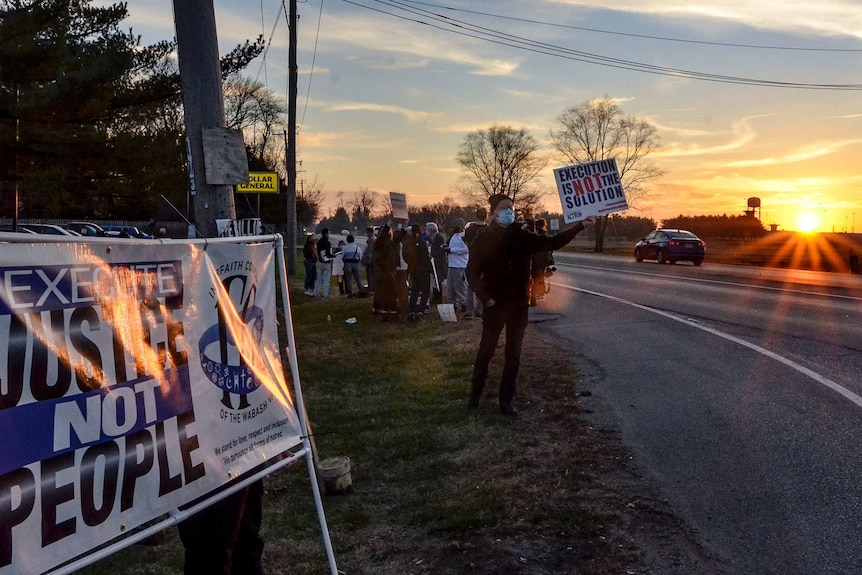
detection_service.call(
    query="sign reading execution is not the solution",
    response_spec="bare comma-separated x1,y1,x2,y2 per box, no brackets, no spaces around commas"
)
554,158,628,223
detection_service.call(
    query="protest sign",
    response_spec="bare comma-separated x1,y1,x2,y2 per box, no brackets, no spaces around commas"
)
554,158,628,223
390,192,408,220
0,235,333,574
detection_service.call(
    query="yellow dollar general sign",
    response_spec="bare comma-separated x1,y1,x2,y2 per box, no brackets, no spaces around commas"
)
237,172,279,193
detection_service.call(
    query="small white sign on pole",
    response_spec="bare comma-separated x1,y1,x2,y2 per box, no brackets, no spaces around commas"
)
554,158,628,223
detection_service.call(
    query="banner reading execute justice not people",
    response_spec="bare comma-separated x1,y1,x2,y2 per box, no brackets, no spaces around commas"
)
554,158,628,223
0,238,303,574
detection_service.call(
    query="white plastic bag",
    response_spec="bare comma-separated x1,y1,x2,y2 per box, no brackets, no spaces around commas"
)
437,303,457,322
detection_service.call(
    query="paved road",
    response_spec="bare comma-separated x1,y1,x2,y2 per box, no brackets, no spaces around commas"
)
533,252,862,574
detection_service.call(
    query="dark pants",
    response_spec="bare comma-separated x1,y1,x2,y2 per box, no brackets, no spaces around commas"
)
303,259,316,291
364,264,377,293
178,480,265,575
408,267,431,314
470,301,529,405
344,261,364,293
396,269,409,315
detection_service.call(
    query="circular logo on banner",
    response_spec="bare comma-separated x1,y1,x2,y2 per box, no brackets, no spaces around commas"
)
198,268,265,412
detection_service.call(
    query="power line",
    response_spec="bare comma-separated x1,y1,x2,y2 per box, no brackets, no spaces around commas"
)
338,0,862,90
299,0,324,130
397,0,862,53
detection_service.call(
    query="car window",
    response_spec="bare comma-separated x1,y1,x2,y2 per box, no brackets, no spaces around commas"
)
645,231,657,240
669,231,698,240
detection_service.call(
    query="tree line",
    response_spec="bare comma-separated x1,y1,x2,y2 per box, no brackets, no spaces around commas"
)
661,214,767,240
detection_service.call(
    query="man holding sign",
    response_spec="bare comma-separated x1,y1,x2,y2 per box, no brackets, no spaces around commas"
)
466,193,594,417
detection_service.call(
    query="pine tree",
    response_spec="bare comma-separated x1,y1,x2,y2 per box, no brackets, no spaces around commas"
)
0,0,263,220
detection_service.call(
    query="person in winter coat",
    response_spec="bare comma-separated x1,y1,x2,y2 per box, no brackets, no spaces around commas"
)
302,234,317,296
404,223,432,320
340,234,366,296
372,225,400,319
314,228,337,298
466,194,593,417
427,222,447,302
446,218,470,314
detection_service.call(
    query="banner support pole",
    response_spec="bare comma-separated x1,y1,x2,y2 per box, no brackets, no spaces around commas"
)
274,235,338,575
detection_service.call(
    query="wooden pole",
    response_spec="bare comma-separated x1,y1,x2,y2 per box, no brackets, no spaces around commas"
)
172,0,236,237
285,0,298,274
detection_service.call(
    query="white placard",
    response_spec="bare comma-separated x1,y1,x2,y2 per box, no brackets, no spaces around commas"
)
554,158,628,223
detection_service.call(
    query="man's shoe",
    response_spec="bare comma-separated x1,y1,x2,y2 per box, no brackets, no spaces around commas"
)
500,403,519,417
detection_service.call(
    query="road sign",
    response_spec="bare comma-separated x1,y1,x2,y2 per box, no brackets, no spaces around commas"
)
236,172,280,194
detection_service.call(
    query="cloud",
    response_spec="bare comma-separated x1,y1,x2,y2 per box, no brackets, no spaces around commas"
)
655,116,760,158
299,129,407,151
547,1,862,39
316,12,523,76
724,138,862,167
326,101,443,123
432,119,548,135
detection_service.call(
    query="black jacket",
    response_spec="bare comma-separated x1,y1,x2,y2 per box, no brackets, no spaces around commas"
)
466,221,585,306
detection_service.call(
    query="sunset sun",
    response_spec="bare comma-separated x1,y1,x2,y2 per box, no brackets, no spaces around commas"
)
797,213,819,233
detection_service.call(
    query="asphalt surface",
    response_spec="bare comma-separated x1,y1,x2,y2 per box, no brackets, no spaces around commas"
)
531,252,862,575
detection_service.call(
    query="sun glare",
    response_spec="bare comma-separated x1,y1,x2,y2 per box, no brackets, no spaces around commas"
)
797,213,819,233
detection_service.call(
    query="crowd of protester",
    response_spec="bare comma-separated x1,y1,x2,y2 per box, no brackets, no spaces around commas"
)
301,209,558,321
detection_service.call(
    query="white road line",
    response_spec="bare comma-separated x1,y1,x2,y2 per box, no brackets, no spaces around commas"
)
556,262,862,302
556,283,862,410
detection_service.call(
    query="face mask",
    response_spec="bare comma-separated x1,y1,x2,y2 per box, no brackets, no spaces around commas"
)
495,208,515,225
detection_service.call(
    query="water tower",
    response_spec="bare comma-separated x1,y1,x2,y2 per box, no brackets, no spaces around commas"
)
745,197,761,219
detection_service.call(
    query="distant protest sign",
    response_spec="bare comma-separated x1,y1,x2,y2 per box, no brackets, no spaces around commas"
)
554,158,628,223
390,192,408,220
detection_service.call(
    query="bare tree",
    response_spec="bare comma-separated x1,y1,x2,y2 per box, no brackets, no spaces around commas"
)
296,174,324,229
348,187,380,226
456,125,548,208
550,97,663,251
424,196,460,229
223,75,286,161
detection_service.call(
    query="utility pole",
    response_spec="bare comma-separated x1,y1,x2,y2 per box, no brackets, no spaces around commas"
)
285,0,298,274
172,0,236,237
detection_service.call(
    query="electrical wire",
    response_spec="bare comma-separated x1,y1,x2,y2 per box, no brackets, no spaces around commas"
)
260,0,269,87
253,4,286,86
397,0,862,53
338,0,862,90
299,0,324,131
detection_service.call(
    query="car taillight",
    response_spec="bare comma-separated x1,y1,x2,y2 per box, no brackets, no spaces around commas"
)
668,240,680,246
698,241,705,247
